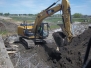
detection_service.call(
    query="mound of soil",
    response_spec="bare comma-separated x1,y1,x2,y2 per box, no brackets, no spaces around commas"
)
0,21,6,32
51,27,91,68
0,20,17,33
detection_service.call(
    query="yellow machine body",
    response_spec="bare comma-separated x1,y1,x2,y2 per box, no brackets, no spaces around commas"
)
17,25,35,38
17,23,49,40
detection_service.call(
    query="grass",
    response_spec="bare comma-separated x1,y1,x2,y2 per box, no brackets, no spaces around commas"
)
44,17,62,23
11,16,63,23
10,16,91,23
0,31,8,35
72,18,84,22
50,25,60,30
10,16,35,23
72,18,91,23
11,16,91,27
10,16,91,30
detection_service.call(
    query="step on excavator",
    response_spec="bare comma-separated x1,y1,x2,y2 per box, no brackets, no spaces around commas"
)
17,0,73,49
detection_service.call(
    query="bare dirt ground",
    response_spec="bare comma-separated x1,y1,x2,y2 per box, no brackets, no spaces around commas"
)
0,19,91,68
0,16,12,20
0,20,17,34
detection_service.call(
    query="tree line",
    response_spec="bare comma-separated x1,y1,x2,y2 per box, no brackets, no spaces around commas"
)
0,12,88,18
0,13,36,16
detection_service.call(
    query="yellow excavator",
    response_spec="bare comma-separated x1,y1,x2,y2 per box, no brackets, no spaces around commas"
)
17,0,73,49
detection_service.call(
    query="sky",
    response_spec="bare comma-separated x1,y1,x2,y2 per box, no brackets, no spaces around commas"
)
0,0,91,15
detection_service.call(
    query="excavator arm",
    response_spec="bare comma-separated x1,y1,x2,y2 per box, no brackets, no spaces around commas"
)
32,0,73,42
61,0,73,42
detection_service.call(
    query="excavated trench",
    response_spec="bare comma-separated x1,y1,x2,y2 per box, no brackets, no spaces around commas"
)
1,19,91,68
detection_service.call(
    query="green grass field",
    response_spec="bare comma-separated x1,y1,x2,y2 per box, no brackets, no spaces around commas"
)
10,16,91,30
0,31,8,35
10,16,35,23
44,17,62,23
11,16,91,23
11,16,91,29
72,18,91,23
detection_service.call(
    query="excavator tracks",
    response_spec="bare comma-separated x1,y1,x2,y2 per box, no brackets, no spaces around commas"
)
19,37,47,49
19,37,35,49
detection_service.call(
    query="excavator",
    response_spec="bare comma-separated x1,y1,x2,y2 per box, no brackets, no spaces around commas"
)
17,0,73,49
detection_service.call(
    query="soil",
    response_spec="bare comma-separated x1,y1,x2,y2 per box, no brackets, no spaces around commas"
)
1,19,91,68
0,20,17,33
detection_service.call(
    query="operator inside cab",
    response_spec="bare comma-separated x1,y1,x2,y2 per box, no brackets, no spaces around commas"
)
38,27,48,38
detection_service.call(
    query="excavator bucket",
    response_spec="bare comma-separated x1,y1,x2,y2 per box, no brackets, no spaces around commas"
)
52,32,64,47
52,31,68,51
52,24,68,51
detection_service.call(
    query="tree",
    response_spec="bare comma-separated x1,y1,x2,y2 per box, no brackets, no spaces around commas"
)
28,14,34,16
23,14,27,16
4,13,10,16
73,13,82,18
0,13,3,16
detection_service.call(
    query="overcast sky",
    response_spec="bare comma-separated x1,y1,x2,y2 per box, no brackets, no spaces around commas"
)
0,0,91,15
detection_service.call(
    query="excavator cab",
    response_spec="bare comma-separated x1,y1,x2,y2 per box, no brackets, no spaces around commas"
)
18,22,49,39
36,23,49,39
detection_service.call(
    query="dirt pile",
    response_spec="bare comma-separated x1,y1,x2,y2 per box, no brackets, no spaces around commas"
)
0,21,6,32
51,26,91,68
0,20,17,33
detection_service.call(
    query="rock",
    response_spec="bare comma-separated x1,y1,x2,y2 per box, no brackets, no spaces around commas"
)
4,35,19,44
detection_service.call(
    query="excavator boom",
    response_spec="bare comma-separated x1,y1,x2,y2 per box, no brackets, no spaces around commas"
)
32,0,73,42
